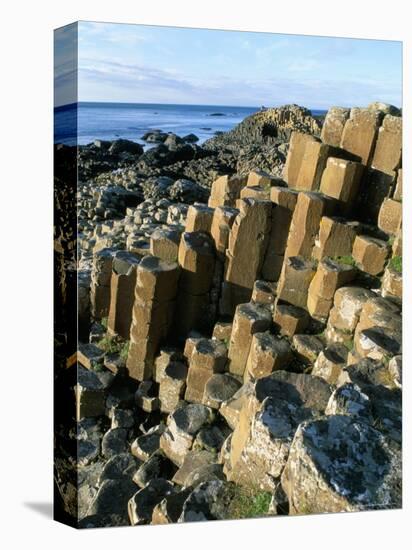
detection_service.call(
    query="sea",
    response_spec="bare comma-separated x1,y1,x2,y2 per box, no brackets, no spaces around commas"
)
54,102,327,146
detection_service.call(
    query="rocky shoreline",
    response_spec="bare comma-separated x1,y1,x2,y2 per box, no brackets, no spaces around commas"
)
54,102,402,527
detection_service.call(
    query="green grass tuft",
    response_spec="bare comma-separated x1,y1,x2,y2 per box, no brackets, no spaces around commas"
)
331,255,357,268
389,256,402,274
226,485,272,520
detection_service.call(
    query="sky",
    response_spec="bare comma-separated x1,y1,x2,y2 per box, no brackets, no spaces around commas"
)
55,21,402,109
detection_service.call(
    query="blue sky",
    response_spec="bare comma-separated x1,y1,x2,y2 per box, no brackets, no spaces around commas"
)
55,21,402,109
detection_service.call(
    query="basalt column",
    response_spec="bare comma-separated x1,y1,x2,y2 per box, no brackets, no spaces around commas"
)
126,255,180,381
107,251,141,339
173,232,216,339
90,248,115,320
220,198,272,316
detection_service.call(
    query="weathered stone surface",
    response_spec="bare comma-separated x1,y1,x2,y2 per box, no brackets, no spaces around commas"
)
90,248,115,320
393,169,402,201
228,302,272,377
355,327,401,361
240,185,270,201
337,357,397,390
277,256,317,309
131,425,165,462
172,449,216,486
251,280,276,304
340,107,382,165
128,478,176,525
284,192,328,259
107,251,141,339
319,157,364,209
372,114,402,175
312,344,348,384
160,403,215,466
307,258,356,320
273,303,309,337
78,343,105,371
352,235,390,275
151,488,192,524
110,408,134,429
185,338,228,403
292,334,325,364
382,266,402,302
193,425,227,453
149,227,181,262
325,383,371,418
282,415,401,514
247,169,282,188
101,428,128,459
135,380,160,413
202,373,242,409
153,348,184,383
355,296,401,337
262,188,298,281
178,480,235,522
219,383,254,430
127,255,180,381
245,332,292,381
226,371,332,491
87,477,137,525
321,107,350,146
212,321,232,342
75,365,106,421
185,204,215,233
174,232,215,336
296,141,343,191
159,362,188,413
313,216,359,260
133,450,176,488
210,206,238,256
327,286,375,333
378,198,402,235
208,174,247,208
222,199,272,313
357,168,396,224
282,132,317,187
389,356,402,388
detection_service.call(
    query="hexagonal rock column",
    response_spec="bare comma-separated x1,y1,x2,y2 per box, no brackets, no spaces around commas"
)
378,198,402,236
312,216,360,261
273,303,310,337
320,107,350,147
208,174,247,208
126,255,180,381
371,114,402,175
393,169,402,201
246,170,283,188
159,362,188,413
307,258,356,320
202,373,242,409
276,256,317,309
382,266,402,302
107,251,141,339
244,332,292,381
227,302,272,377
75,365,106,421
282,131,318,187
326,286,375,343
149,227,181,262
319,157,364,212
173,232,216,338
356,168,396,225
261,187,298,281
281,415,401,514
240,185,270,201
221,198,272,315
352,235,390,276
340,107,382,165
90,248,115,320
210,206,238,259
185,204,215,234
284,192,330,260
185,338,228,404
295,141,352,192
311,343,348,384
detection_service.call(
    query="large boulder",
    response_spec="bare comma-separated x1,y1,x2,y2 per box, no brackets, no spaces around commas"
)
282,415,401,514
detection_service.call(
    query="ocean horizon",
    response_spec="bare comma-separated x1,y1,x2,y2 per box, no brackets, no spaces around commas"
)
54,101,327,146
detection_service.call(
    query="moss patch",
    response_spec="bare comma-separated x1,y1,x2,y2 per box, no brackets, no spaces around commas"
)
331,255,357,268
226,485,272,520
